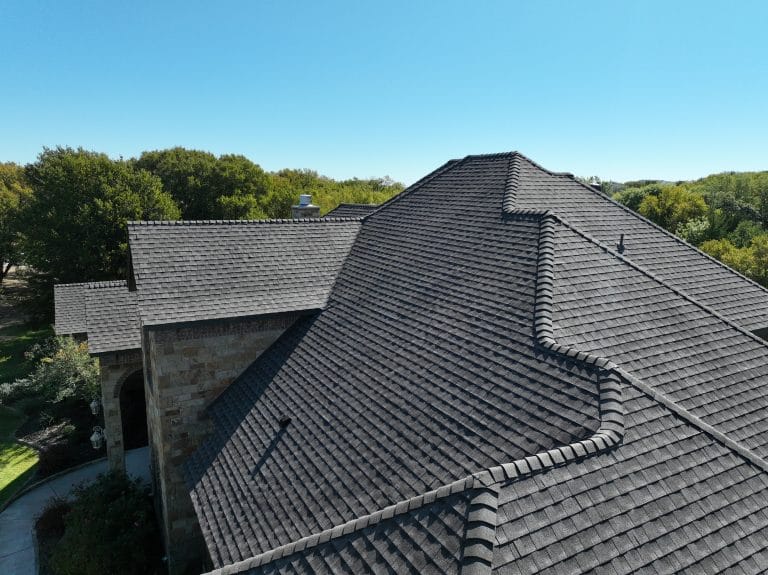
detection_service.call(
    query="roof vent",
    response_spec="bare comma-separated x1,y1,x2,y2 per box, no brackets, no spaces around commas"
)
617,234,626,254
278,415,291,429
292,194,320,219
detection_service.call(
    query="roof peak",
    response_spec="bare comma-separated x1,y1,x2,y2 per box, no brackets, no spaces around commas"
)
127,218,362,227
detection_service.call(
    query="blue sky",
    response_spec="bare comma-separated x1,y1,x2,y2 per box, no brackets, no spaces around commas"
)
2,1,766,185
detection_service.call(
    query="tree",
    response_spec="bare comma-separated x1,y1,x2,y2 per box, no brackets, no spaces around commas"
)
135,148,270,219
0,163,32,283
638,185,707,231
22,147,180,286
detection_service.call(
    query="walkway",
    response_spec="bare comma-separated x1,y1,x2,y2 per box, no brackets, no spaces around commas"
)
0,446,150,575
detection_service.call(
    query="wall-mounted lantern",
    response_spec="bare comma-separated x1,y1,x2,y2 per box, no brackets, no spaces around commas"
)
89,398,101,416
90,426,105,450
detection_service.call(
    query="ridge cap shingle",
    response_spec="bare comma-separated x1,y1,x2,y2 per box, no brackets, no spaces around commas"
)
126,218,362,227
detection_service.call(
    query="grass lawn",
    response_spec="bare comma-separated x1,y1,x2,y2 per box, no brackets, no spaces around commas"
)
0,323,53,384
0,404,39,508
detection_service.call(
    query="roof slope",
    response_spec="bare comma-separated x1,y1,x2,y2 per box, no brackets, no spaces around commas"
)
53,282,88,334
552,222,768,460
127,219,361,326
84,281,140,353
186,155,605,568
189,153,768,575
323,203,380,218
492,382,768,575
511,153,768,332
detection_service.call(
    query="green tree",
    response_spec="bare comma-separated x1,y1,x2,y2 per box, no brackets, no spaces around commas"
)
638,185,707,231
135,148,270,219
22,147,180,287
0,163,33,283
612,183,663,212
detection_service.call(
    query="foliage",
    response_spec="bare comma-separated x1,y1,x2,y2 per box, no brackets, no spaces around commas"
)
676,217,710,246
0,337,99,417
0,163,33,283
21,147,180,287
0,405,38,508
618,170,768,287
36,497,71,538
49,472,161,575
0,322,54,385
637,185,707,231
135,148,269,219
612,183,663,212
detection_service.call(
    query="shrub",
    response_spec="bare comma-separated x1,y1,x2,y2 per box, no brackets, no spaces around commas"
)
35,497,71,538
0,336,99,417
49,472,161,575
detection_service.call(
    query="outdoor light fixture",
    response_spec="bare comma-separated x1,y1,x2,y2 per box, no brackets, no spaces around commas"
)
90,426,105,450
89,398,101,416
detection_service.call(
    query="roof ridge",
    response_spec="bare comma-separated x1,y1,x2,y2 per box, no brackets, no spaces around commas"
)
542,212,768,474
200,213,628,575
127,217,363,226
84,280,128,289
548,165,768,296
54,282,91,288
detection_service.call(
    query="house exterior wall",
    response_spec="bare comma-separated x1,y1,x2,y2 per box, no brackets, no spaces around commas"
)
143,312,304,575
97,349,144,472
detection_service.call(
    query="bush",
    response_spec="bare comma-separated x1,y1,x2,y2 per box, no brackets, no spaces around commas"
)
49,472,161,575
35,497,71,538
0,336,99,419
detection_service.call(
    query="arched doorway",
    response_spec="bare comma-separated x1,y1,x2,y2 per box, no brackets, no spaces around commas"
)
119,370,148,450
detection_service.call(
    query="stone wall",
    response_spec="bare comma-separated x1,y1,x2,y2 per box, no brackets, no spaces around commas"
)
144,312,303,575
97,349,144,472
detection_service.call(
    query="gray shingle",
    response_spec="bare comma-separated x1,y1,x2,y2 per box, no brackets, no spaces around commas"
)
183,152,768,575
186,155,603,569
84,281,140,353
128,219,361,326
510,153,768,331
53,282,88,334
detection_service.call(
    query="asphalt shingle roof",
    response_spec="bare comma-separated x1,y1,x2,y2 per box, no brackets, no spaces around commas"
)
84,281,140,354
53,282,88,335
187,156,606,569
183,153,768,575
127,219,361,326
511,153,768,332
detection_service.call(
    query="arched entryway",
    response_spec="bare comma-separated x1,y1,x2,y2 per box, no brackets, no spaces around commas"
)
119,370,148,450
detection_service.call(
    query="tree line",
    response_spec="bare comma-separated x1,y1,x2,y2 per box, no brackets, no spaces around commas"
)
0,147,404,318
611,171,768,286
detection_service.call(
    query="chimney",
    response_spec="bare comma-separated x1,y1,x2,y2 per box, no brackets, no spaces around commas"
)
291,194,320,219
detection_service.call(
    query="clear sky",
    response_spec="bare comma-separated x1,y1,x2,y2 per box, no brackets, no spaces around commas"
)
2,0,766,185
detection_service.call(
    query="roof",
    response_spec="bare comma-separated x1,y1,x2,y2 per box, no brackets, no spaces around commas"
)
84,281,141,354
127,219,362,326
186,153,768,574
323,203,380,218
511,153,768,331
53,282,88,334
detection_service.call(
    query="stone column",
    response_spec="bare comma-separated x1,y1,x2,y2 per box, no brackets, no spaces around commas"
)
96,349,143,472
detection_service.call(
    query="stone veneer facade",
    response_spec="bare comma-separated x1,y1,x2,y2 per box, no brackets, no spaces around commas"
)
98,348,144,472
142,312,304,575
